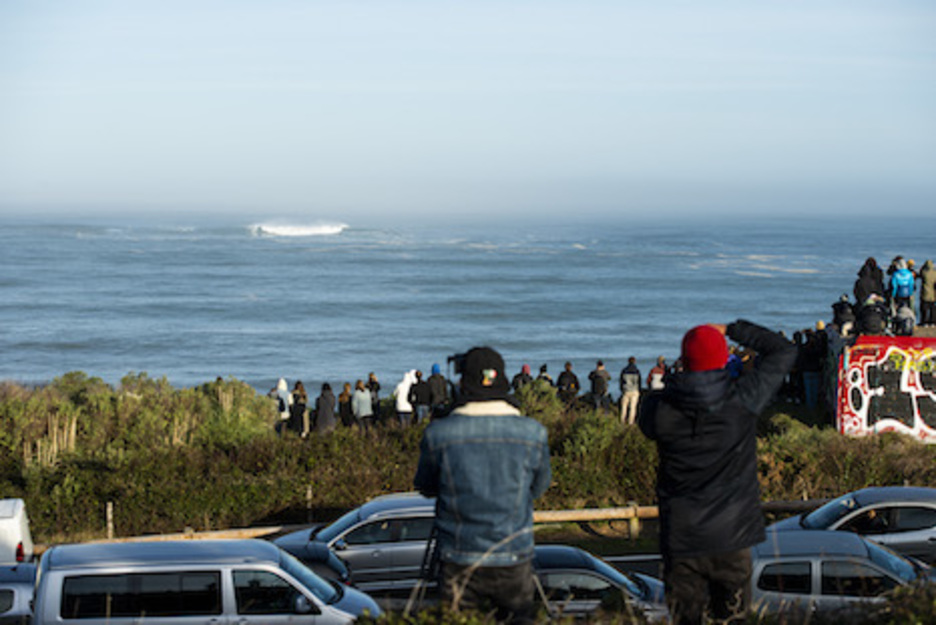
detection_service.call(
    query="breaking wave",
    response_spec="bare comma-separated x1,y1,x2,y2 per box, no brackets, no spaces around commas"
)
248,222,348,237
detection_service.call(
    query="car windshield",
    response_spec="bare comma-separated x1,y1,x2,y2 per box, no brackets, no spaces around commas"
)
281,550,340,604
586,556,643,599
865,541,918,584
315,509,362,543
801,493,861,529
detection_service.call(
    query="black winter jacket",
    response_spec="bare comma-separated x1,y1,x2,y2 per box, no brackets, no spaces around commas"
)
638,320,796,558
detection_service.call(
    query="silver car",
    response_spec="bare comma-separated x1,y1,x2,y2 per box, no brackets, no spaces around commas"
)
0,563,34,625
275,492,435,593
752,530,934,618
768,486,936,563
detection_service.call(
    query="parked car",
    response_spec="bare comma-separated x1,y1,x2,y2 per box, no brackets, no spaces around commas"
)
533,545,667,621
276,493,667,619
768,486,936,563
0,563,35,625
751,529,935,618
0,500,33,564
33,539,380,624
274,492,435,593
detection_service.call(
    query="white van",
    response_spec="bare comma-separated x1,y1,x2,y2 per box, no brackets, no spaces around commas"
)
0,500,33,564
33,539,381,624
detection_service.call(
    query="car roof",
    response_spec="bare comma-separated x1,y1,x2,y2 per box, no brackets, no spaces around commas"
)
43,539,282,571
357,492,434,520
0,498,24,519
755,530,871,559
851,486,936,506
0,563,36,583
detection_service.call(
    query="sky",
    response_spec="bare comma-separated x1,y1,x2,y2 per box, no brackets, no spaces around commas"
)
1,1,935,223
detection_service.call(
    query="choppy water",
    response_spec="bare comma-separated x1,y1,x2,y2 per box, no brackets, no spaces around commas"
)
1,214,933,394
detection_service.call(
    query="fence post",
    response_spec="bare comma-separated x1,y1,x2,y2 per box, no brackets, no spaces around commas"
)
106,501,114,540
627,501,640,540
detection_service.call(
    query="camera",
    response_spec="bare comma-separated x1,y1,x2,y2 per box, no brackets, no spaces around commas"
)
447,352,467,375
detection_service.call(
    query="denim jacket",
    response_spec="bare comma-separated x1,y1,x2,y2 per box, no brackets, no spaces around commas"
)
413,401,551,567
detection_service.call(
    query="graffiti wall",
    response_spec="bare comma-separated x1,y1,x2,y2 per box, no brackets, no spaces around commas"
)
836,336,936,442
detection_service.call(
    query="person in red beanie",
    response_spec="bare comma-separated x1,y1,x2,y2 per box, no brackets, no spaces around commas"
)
638,321,796,625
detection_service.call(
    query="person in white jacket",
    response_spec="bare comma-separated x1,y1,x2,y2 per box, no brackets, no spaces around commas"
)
394,370,417,427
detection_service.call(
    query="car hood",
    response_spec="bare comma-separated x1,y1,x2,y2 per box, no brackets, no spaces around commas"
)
333,584,382,618
766,515,804,531
273,526,321,549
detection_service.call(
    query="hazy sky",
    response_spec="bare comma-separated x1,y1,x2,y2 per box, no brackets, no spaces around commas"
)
1,1,934,222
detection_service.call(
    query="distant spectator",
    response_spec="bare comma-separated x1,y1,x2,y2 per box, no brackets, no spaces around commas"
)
647,356,668,391
619,357,641,425
313,383,337,433
427,364,449,415
895,305,916,336
800,329,825,408
857,294,889,336
290,380,309,436
831,294,856,337
512,364,533,392
352,380,374,429
409,370,432,424
556,362,580,404
394,370,417,427
891,258,916,312
920,260,936,326
588,360,612,410
366,372,381,421
535,364,554,387
854,257,885,305
338,382,354,427
272,378,292,435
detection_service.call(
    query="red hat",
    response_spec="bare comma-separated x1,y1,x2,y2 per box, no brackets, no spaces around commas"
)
681,325,728,372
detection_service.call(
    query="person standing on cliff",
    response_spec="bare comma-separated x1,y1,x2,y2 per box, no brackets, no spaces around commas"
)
638,321,796,625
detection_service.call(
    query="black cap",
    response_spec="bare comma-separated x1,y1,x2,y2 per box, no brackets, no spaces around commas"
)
460,346,510,402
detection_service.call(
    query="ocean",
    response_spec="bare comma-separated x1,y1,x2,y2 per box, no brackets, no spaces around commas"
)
2,214,933,395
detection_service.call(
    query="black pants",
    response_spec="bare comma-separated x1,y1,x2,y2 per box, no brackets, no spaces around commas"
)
922,300,936,326
664,548,752,625
441,560,537,624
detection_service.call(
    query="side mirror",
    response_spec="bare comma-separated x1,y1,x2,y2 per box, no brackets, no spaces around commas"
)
333,539,347,551
294,595,316,614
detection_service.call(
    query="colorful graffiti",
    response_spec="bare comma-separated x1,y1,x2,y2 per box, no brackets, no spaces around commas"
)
837,336,936,442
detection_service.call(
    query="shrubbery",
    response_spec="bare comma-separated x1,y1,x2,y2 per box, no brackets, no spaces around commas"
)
3,372,936,544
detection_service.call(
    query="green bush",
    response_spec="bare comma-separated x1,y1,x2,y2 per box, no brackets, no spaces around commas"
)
4,374,936,545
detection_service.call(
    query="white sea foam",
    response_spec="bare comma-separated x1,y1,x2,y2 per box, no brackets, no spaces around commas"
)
249,222,348,237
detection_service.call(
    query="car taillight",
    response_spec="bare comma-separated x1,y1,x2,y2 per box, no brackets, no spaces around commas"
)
16,542,24,562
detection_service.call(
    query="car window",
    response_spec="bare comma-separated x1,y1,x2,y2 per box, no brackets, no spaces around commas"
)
61,572,222,618
802,494,860,529
0,589,12,613
398,517,434,542
280,550,336,605
540,572,614,601
892,506,936,532
839,508,891,535
757,562,811,594
343,520,396,546
233,570,301,615
821,561,899,597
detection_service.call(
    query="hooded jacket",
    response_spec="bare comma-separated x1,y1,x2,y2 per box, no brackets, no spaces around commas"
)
854,259,885,304
394,370,417,413
638,320,796,558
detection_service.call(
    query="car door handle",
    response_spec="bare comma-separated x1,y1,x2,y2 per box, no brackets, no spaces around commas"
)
372,550,383,557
